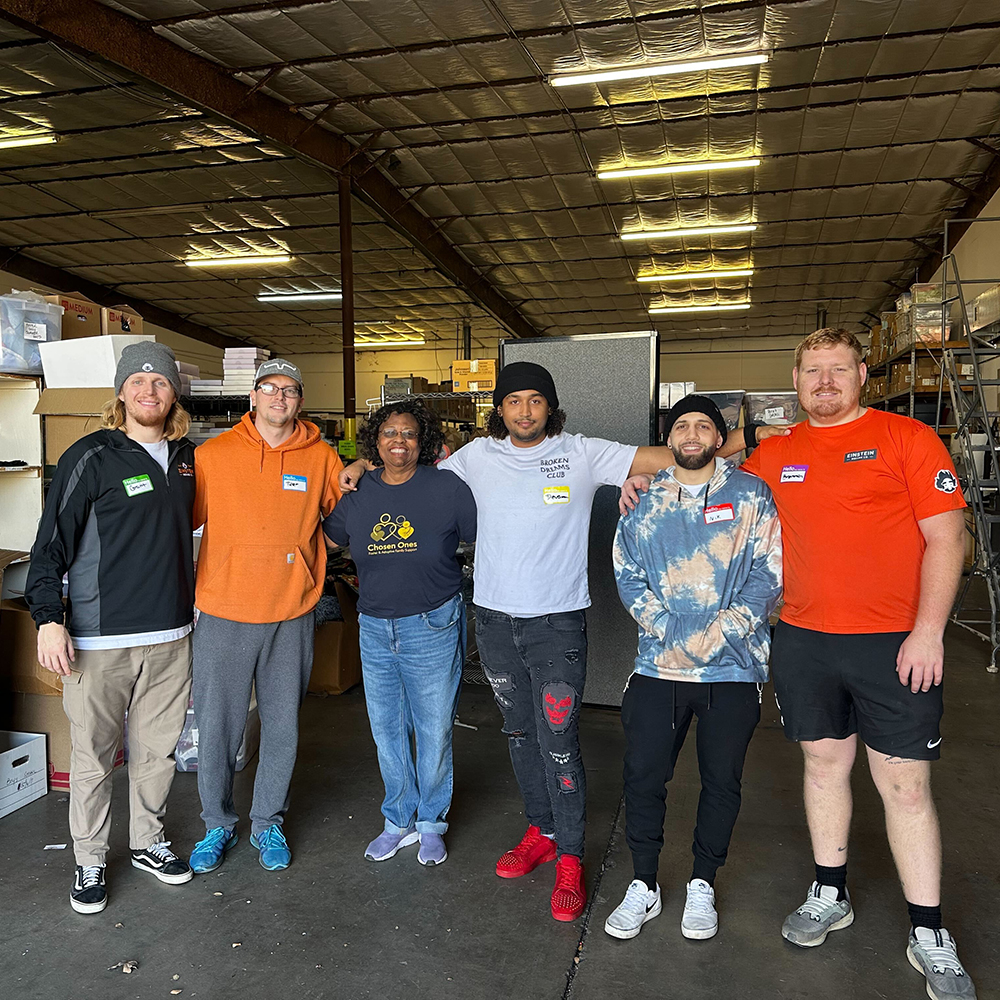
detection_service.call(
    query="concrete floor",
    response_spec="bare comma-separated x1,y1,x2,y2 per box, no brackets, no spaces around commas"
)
1,624,997,1000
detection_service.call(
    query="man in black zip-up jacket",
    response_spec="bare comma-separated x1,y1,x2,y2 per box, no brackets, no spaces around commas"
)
25,341,197,915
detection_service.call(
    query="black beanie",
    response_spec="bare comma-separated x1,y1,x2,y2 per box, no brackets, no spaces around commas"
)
492,361,559,410
664,394,728,443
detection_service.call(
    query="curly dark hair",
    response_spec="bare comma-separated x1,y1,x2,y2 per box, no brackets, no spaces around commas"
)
358,399,445,467
486,405,567,440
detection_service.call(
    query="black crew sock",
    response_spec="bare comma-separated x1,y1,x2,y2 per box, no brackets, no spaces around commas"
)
634,871,657,892
691,866,716,887
815,863,848,902
907,901,942,931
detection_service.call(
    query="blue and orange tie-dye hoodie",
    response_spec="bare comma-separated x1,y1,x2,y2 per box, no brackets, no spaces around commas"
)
613,458,783,684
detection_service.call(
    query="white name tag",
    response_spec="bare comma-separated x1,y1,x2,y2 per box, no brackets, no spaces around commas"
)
283,474,307,492
704,503,735,524
23,321,46,341
763,405,784,421
780,465,808,483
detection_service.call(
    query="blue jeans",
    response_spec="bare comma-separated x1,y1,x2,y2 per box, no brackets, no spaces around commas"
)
358,594,465,836
474,606,588,858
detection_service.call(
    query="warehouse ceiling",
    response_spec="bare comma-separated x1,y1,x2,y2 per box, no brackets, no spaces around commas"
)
0,0,998,353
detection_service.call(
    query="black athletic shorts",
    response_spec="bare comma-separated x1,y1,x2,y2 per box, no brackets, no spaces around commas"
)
770,621,943,760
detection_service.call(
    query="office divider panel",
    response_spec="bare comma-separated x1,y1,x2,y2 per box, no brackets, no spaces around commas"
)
499,332,657,706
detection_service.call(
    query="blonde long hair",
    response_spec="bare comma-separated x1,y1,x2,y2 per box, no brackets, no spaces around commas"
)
101,397,191,441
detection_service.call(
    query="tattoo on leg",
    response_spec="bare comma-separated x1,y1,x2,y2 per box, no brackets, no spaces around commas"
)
884,756,920,765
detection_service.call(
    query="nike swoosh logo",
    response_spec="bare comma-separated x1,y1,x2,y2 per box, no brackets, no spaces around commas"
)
927,738,943,749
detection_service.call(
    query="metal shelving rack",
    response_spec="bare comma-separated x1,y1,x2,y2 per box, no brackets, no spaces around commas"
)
940,247,1000,671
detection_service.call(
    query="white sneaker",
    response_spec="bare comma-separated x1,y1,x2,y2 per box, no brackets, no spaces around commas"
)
604,879,661,940
681,879,719,940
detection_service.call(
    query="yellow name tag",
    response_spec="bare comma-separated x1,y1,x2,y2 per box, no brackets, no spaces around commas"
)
543,486,570,505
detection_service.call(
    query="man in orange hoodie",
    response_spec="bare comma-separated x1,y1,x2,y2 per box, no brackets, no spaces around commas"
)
188,359,343,873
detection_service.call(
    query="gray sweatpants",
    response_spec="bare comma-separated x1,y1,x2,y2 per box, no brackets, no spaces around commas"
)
192,610,314,837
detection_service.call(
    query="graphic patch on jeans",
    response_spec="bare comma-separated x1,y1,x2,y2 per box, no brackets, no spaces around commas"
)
550,751,571,764
485,669,514,709
542,682,575,732
555,772,578,794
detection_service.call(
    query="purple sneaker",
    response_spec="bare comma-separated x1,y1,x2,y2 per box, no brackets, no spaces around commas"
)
365,828,418,861
417,833,448,866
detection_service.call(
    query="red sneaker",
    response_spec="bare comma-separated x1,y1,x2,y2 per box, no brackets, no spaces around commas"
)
551,854,586,922
495,825,558,879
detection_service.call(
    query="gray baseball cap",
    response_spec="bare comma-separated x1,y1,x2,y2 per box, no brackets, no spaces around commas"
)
115,341,182,397
254,358,303,389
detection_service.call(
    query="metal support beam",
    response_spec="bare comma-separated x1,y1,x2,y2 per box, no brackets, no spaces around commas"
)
0,0,539,341
339,176,356,425
0,245,247,350
462,319,472,360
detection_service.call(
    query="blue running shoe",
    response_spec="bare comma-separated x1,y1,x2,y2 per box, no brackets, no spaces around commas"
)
250,824,291,871
189,828,238,874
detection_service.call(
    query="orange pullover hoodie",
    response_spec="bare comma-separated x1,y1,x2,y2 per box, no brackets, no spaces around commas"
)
193,411,343,623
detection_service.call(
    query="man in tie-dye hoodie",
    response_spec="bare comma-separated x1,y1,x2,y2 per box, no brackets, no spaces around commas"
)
605,395,782,944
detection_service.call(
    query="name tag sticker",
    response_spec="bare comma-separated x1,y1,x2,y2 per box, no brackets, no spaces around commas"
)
283,474,307,492
122,474,153,497
543,486,571,505
780,465,808,483
844,449,877,463
704,503,735,524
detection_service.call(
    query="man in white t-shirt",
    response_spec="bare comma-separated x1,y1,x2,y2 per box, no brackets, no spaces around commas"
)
342,361,769,923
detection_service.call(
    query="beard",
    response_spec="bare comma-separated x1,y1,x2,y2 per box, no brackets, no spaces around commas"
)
507,420,545,444
674,444,717,470
801,388,853,419
125,398,168,427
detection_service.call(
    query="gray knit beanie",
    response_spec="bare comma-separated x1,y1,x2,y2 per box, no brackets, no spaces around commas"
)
114,341,182,397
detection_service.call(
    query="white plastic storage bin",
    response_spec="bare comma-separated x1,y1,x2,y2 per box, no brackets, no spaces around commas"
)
0,730,47,819
0,292,63,375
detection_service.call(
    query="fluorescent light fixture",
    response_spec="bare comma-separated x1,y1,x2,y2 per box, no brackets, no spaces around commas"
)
649,303,751,314
356,337,426,347
185,254,293,267
0,133,58,149
621,224,757,241
550,52,768,88
599,158,760,180
257,291,342,302
638,268,754,282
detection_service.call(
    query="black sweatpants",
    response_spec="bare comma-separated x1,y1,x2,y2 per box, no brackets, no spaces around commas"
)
622,672,761,882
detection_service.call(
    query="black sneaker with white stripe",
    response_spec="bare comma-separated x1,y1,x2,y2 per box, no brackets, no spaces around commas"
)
70,865,107,914
131,841,193,884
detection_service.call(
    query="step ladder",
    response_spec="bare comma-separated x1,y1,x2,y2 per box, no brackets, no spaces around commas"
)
940,253,1000,671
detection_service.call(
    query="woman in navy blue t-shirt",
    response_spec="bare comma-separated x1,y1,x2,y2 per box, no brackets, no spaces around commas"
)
324,400,476,867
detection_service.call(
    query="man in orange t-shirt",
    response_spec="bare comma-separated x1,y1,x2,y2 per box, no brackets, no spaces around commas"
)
187,359,342,876
741,329,974,999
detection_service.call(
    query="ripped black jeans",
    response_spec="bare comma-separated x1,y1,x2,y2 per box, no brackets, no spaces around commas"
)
474,605,588,859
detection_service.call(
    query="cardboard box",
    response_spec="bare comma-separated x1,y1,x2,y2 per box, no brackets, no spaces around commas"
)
0,599,62,696
43,292,102,341
35,387,114,466
39,335,152,389
309,582,361,696
452,359,497,393
101,305,143,337
0,730,47,819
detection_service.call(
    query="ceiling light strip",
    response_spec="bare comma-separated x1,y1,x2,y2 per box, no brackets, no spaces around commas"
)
550,53,768,88
185,254,293,267
599,158,760,180
356,337,426,347
638,269,754,282
0,134,58,149
257,291,342,302
622,224,757,241
649,303,751,314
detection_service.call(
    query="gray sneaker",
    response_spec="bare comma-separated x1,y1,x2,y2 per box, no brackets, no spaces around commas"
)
681,879,719,940
781,881,854,947
604,879,662,940
907,927,977,1000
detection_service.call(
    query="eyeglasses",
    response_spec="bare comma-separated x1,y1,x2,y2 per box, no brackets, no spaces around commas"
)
380,428,419,440
256,382,302,398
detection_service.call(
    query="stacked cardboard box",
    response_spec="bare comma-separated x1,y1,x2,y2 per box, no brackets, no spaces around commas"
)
223,346,270,394
189,379,224,397
452,359,496,392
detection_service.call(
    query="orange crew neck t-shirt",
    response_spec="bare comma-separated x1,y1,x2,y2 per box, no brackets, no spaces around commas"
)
741,408,965,634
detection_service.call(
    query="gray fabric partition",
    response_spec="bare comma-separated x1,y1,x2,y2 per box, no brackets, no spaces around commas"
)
499,332,657,706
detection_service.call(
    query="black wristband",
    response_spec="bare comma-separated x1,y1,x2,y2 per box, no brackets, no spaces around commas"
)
744,422,763,446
